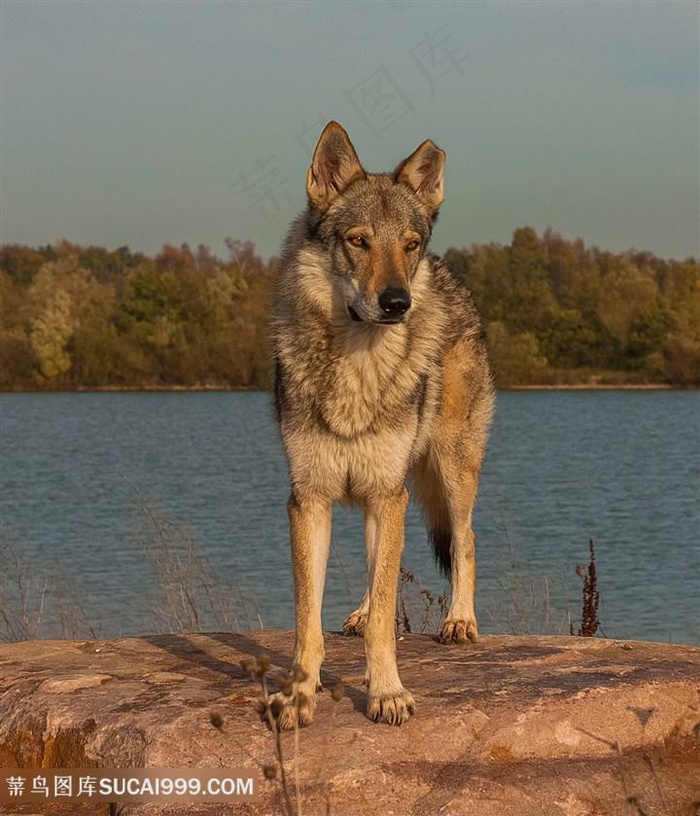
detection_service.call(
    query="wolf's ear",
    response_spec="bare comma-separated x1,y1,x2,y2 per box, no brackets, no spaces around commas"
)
395,140,446,214
307,121,366,212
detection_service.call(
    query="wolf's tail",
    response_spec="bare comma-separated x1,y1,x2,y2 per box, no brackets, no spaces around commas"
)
429,525,452,577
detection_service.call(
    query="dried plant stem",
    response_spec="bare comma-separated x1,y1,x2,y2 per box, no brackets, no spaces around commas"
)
571,539,601,637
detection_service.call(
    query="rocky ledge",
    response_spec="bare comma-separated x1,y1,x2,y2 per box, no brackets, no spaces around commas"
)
0,632,698,815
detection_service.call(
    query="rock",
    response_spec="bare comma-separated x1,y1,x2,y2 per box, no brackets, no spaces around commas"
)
0,632,698,815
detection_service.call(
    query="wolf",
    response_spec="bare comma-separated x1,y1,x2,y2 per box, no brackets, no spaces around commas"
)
271,121,494,728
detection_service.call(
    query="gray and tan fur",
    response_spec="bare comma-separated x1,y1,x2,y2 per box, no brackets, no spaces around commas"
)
271,121,494,728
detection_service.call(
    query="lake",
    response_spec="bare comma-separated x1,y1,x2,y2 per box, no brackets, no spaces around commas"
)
0,390,698,645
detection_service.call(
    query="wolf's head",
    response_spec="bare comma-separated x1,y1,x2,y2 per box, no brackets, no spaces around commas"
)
306,121,445,325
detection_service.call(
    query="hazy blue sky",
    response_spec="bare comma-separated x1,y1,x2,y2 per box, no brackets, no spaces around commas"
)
1,0,698,260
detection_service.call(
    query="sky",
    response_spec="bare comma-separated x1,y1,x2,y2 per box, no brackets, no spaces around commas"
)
1,0,698,261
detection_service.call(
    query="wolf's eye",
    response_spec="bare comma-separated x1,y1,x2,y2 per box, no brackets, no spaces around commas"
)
405,239,420,252
347,234,367,249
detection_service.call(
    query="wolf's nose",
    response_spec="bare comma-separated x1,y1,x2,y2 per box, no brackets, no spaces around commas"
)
378,288,411,317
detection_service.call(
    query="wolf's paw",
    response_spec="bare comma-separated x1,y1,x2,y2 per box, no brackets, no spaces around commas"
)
440,617,478,644
265,690,316,731
342,610,367,637
366,689,415,725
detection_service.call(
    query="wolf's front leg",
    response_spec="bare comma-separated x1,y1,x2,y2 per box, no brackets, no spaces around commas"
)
276,493,331,730
363,488,415,725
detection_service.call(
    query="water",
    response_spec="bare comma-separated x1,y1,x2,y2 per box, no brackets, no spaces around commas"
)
0,391,698,645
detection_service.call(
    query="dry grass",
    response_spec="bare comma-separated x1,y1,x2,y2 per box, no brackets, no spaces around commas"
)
0,485,265,642
129,481,264,633
1,489,603,646
0,533,98,642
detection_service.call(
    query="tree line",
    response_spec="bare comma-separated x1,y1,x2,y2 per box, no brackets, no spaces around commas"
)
0,228,698,390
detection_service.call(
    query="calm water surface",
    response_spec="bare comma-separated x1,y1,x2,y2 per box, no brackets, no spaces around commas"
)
0,391,698,644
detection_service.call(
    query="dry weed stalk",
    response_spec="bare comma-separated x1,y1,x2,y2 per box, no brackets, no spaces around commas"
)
242,654,303,816
577,724,675,816
571,538,601,637
394,563,451,637
397,565,414,633
242,653,346,816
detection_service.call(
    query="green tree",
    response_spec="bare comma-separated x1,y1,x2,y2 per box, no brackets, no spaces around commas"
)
506,227,557,331
660,267,700,385
597,256,659,349
486,321,547,386
70,286,122,386
539,307,619,370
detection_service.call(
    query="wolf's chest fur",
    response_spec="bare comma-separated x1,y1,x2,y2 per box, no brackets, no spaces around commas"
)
317,321,431,437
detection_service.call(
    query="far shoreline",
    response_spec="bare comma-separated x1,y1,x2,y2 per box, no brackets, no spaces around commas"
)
502,383,676,391
2,383,696,395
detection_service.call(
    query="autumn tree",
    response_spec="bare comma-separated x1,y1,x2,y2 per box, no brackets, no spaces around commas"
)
1,232,697,390
28,245,101,385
